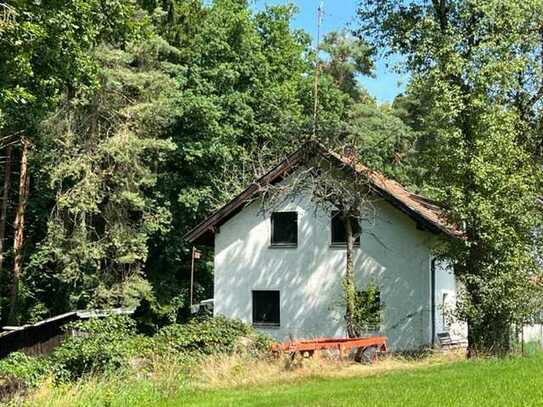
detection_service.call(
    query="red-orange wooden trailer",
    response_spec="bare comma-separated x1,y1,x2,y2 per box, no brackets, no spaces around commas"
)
272,336,388,363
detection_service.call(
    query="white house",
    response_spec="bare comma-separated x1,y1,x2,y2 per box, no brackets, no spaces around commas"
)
186,142,467,351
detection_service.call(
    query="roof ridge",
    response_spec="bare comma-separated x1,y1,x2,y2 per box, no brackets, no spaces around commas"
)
185,143,462,244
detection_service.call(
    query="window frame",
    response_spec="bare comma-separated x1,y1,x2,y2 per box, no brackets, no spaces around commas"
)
252,290,280,328
330,211,361,247
270,211,298,248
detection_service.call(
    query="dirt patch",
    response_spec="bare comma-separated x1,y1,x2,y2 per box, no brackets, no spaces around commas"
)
0,375,28,403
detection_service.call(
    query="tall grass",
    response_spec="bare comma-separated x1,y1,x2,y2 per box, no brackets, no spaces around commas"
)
17,356,188,407
11,349,467,406
192,349,465,390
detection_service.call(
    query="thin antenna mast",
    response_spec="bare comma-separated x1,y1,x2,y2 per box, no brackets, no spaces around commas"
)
312,1,324,139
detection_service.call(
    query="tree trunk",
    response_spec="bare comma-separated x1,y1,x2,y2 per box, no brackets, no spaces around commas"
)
344,213,357,338
8,137,30,324
0,144,12,275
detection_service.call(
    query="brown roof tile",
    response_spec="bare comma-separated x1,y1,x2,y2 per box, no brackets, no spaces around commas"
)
186,141,462,244
323,146,462,238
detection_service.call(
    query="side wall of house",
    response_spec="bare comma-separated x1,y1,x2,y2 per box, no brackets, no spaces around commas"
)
214,193,440,351
434,260,467,341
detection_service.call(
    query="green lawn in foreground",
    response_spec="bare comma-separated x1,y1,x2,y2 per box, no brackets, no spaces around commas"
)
158,353,543,407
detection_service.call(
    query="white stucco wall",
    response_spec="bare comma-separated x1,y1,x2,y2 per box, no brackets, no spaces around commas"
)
522,324,543,344
214,192,449,351
434,260,467,341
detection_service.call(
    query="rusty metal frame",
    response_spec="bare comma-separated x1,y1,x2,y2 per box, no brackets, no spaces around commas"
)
272,336,388,363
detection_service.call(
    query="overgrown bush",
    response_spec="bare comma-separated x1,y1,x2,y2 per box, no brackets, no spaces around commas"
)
0,315,272,395
50,315,151,381
0,352,50,388
155,317,273,356
352,282,382,334
133,296,186,335
0,352,50,401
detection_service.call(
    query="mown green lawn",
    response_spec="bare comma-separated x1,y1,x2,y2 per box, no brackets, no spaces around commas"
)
158,353,543,407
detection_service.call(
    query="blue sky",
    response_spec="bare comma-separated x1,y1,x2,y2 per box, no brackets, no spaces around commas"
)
252,0,407,103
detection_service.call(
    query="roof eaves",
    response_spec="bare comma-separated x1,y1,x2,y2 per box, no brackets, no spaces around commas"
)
184,145,307,244
185,141,462,244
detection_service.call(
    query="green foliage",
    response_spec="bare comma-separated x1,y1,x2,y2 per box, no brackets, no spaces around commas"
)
342,267,381,336
50,316,150,381
345,102,416,183
0,0,146,134
0,0,152,325
0,352,50,388
162,0,310,214
142,0,315,313
132,296,186,335
0,0,416,330
358,0,543,354
0,315,271,395
155,317,272,356
0,0,306,323
25,38,177,311
309,28,416,177
352,282,382,332
321,30,374,101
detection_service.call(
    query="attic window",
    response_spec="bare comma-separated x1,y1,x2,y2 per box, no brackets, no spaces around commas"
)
331,211,360,246
271,211,298,247
252,290,280,327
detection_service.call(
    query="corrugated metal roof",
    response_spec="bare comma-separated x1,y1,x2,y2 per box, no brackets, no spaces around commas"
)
0,307,135,339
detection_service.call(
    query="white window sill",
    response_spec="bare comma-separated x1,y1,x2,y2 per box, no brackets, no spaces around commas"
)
269,244,297,249
253,323,281,329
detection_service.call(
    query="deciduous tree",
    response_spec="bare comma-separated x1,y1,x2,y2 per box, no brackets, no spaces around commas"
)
358,0,543,355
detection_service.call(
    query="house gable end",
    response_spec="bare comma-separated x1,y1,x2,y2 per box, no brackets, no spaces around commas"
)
185,141,462,245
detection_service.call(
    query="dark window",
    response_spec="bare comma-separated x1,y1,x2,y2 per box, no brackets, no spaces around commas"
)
252,290,280,327
271,212,298,246
331,211,360,246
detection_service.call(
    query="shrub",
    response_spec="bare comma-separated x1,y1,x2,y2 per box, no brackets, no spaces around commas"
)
0,316,272,391
0,352,50,387
0,352,50,401
155,317,273,356
133,297,185,335
50,315,151,380
353,282,382,333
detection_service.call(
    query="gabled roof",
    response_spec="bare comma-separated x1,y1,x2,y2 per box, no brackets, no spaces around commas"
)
185,141,462,245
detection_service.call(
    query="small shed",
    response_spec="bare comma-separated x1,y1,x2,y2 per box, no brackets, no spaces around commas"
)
0,308,134,358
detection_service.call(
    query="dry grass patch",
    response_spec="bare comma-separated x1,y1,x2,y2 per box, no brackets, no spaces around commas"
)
19,356,190,407
15,349,465,406
192,348,466,390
